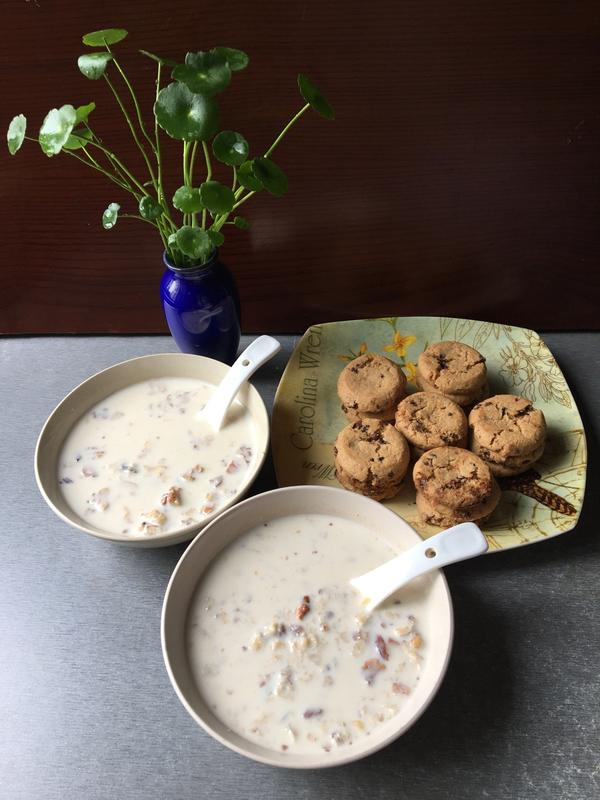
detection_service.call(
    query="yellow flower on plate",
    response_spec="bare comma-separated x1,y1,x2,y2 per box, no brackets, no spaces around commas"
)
403,361,417,383
337,341,368,362
383,332,416,359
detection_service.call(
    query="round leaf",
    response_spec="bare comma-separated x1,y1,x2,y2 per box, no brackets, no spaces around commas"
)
102,202,120,230
298,73,334,120
139,50,177,68
139,195,163,220
199,181,235,215
212,47,249,72
172,50,231,96
7,114,26,155
75,102,95,124
78,52,113,80
252,157,288,196
63,128,93,150
207,229,225,247
172,185,204,213
233,215,250,230
154,82,219,141
236,160,263,192
212,130,248,166
82,28,128,47
39,105,77,157
176,226,212,261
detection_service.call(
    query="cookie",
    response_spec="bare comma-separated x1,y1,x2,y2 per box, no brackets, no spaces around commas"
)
338,353,407,421
416,341,487,406
334,419,410,501
413,446,496,510
468,394,546,476
395,392,468,457
416,480,500,526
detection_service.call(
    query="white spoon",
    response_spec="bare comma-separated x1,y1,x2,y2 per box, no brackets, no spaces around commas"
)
198,335,281,430
350,521,488,612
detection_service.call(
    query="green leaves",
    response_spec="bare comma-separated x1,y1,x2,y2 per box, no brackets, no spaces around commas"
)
213,47,249,72
39,105,77,156
237,160,263,191
78,52,113,80
102,202,120,230
75,102,95,123
63,128,93,150
172,185,204,213
82,29,128,47
298,73,334,120
252,157,288,196
176,226,212,261
199,181,235,214
212,130,248,166
234,215,250,230
154,82,219,141
139,195,163,220
207,229,225,247
172,50,231,96
7,114,26,155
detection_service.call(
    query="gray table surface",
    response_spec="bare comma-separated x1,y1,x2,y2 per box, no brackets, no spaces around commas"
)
1,333,598,800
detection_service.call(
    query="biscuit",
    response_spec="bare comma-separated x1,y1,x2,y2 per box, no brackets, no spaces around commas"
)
341,402,397,424
468,394,546,476
416,481,500,526
338,353,407,420
334,419,410,501
395,392,468,457
416,341,487,406
413,446,496,510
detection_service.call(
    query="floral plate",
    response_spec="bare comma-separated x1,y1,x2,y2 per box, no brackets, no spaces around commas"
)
271,317,587,552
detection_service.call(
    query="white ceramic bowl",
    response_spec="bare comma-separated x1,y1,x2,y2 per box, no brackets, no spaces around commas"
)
162,485,454,768
34,353,269,548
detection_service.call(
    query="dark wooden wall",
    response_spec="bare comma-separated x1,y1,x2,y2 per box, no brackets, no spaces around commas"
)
2,0,599,334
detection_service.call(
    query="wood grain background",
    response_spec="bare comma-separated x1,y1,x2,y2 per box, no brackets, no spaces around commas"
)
2,0,599,334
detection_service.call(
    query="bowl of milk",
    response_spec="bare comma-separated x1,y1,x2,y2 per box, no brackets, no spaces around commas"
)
162,485,453,767
35,353,269,547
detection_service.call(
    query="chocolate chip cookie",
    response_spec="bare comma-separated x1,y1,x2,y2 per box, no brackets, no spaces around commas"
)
413,446,500,525
416,341,487,407
334,419,410,501
469,394,546,476
395,392,468,458
338,353,407,422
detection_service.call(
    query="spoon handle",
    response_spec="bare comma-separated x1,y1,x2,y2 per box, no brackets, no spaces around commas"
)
351,522,488,611
200,336,281,429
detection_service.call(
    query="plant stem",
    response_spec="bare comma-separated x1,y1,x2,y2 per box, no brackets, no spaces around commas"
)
153,62,176,237
264,102,310,158
231,167,237,192
121,213,158,227
189,141,198,183
103,72,159,193
201,141,212,229
76,136,148,195
64,149,132,194
106,45,157,156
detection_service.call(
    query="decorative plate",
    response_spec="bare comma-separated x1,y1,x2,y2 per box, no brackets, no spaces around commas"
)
271,317,587,552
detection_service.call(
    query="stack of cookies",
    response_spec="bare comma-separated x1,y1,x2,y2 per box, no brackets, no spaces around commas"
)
413,446,501,526
469,394,547,476
337,353,406,422
334,339,546,527
416,341,488,407
334,419,410,500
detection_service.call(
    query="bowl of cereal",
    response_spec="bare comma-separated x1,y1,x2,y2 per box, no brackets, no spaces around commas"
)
162,485,453,767
34,353,269,547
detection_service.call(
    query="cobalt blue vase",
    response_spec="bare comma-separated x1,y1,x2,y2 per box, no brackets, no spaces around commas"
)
160,249,241,364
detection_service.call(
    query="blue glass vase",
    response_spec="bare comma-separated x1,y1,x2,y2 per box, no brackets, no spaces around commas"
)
160,250,241,364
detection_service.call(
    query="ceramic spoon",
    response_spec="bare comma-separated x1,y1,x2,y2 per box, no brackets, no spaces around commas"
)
350,521,488,612
198,335,281,430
